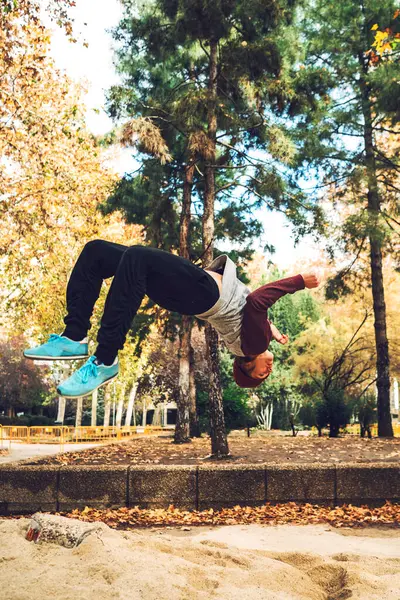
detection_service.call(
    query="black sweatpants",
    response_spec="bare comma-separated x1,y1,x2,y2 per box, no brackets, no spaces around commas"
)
61,240,220,365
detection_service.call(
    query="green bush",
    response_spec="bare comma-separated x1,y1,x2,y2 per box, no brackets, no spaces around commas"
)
356,393,377,437
324,385,352,437
0,415,55,426
0,415,30,426
298,401,316,428
28,415,54,426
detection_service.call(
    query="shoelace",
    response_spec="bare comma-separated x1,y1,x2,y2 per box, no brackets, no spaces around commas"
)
48,333,63,343
76,357,98,384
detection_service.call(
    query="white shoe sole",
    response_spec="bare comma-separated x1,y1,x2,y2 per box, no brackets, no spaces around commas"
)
57,372,119,398
23,352,89,361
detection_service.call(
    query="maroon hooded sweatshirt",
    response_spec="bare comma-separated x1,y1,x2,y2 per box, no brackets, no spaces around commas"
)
240,274,305,356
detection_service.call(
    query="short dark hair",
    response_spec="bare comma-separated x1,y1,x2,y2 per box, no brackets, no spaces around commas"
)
235,355,256,376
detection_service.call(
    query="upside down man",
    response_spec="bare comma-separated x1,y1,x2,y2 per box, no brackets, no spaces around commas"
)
24,241,319,395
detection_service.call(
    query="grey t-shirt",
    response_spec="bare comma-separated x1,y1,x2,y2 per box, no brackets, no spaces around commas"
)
195,255,250,357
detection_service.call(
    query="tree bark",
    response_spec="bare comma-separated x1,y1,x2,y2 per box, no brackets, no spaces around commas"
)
116,400,123,428
56,396,66,424
189,344,201,437
267,403,273,430
142,398,146,427
103,387,111,427
56,365,68,424
358,54,393,437
117,384,127,428
91,389,98,427
174,315,192,443
329,424,339,438
75,397,83,427
202,38,229,457
116,387,125,429
180,161,194,259
125,382,138,427
132,398,136,426
175,158,196,443
289,413,297,437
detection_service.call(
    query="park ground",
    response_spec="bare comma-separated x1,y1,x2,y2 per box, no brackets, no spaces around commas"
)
0,441,100,464
21,430,400,466
3,431,400,598
2,517,400,599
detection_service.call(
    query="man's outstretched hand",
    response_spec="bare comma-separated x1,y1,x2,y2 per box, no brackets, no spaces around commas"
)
302,273,320,289
269,321,289,345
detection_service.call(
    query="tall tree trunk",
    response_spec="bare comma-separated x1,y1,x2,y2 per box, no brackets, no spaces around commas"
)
202,39,229,457
56,365,68,423
125,382,138,427
175,159,196,443
175,315,192,442
329,424,339,438
91,389,98,427
75,397,83,427
180,162,194,259
189,344,201,437
116,399,124,428
103,387,111,427
142,398,147,426
266,403,273,430
56,396,66,424
116,383,126,428
132,397,136,426
359,55,393,437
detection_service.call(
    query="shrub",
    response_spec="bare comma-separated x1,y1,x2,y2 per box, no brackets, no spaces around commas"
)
324,384,352,438
0,415,55,426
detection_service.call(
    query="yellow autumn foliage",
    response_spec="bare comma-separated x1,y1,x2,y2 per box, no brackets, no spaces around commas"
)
292,256,400,393
0,17,143,341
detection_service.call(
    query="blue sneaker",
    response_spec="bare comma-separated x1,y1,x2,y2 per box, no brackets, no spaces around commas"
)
23,333,89,361
57,355,119,398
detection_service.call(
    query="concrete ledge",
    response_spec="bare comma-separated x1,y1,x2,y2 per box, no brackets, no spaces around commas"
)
129,465,197,509
0,465,58,515
1,462,400,514
266,464,335,505
58,466,128,511
198,465,265,510
337,463,400,505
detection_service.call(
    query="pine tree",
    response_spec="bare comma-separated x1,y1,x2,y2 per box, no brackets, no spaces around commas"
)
105,0,325,455
294,0,400,437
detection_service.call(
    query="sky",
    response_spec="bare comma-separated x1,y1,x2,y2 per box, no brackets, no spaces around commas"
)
42,0,323,270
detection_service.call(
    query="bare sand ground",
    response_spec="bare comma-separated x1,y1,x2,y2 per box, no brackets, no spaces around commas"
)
1,519,400,600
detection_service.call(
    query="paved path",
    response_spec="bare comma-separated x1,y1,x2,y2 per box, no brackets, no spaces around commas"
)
0,441,100,464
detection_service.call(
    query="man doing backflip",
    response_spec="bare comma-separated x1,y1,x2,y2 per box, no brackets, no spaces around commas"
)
23,240,319,395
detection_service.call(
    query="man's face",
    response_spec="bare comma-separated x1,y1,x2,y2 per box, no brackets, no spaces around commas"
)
250,350,274,380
